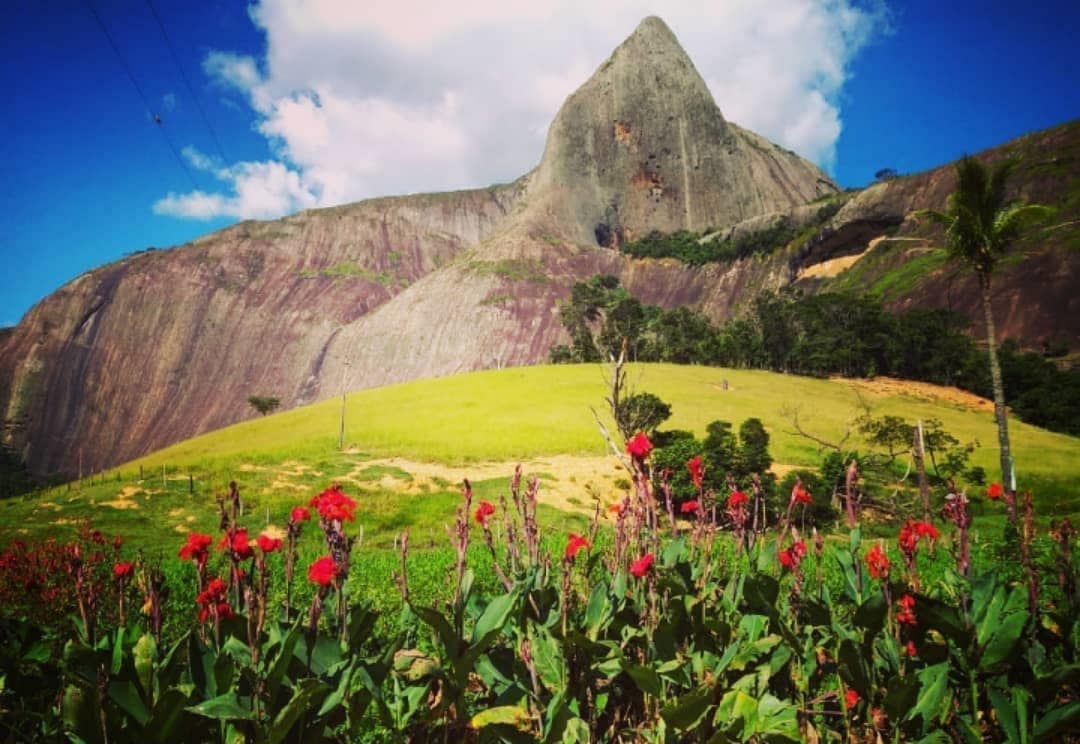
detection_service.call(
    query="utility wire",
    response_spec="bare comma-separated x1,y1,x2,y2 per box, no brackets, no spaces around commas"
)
82,0,201,190
144,0,232,166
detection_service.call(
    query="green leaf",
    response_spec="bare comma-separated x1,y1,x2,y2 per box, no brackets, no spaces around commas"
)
661,685,714,731
1034,702,1080,742
988,686,1023,744
715,690,758,737
622,662,661,697
107,679,151,727
187,693,254,721
904,663,951,734
838,639,871,694
264,621,302,699
754,694,799,740
62,683,101,744
266,679,330,744
916,596,968,649
470,705,532,731
133,633,156,702
584,582,611,641
979,587,1029,669
852,593,886,634
187,633,217,698
529,623,565,693
110,627,125,676
471,589,519,647
412,605,460,659
145,688,191,744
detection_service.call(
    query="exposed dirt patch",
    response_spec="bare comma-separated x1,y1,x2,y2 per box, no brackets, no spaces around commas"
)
799,239,879,279
351,455,632,514
833,376,993,412
101,498,140,510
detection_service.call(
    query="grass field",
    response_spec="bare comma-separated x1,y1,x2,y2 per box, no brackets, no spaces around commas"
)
2,363,1078,551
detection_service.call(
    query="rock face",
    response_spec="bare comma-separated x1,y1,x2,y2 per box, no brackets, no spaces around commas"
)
531,16,835,246
4,16,1073,480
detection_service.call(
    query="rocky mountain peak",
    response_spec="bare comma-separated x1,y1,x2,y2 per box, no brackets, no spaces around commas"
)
530,16,832,247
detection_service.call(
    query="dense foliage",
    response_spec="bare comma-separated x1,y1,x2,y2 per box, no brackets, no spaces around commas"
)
620,200,846,265
551,277,1080,436
2,437,1078,742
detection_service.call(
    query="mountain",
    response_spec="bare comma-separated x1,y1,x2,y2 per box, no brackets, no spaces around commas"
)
1,17,1077,481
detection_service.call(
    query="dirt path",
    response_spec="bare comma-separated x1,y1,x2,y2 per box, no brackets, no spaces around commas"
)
833,376,993,412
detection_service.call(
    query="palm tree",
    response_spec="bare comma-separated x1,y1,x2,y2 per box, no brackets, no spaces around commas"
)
918,156,1051,509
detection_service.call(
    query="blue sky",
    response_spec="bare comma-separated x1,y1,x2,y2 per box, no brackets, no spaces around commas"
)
3,0,1078,327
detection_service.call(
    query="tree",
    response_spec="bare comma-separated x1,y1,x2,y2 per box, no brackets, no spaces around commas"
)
917,156,1051,499
614,392,672,440
248,395,280,416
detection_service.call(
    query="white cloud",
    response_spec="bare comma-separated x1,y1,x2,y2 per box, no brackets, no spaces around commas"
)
162,0,889,220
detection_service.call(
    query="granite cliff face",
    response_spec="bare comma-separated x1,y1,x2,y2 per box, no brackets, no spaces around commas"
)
3,17,1075,479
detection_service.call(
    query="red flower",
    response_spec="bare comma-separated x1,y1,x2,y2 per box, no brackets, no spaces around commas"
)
257,533,282,553
309,486,357,522
727,490,748,508
905,640,918,657
899,519,937,560
565,534,590,561
987,482,1003,500
290,506,311,523
791,483,812,505
196,577,233,623
896,594,917,625
625,432,653,460
475,501,496,526
630,553,655,578
607,500,628,517
779,540,807,571
680,500,701,515
686,456,704,488
179,533,213,566
220,529,254,560
113,562,134,579
865,544,891,580
845,689,860,708
308,556,339,587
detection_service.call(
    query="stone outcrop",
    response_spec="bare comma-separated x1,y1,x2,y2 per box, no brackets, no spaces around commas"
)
3,16,1074,480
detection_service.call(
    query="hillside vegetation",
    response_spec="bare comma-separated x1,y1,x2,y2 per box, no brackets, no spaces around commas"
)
3,364,1078,552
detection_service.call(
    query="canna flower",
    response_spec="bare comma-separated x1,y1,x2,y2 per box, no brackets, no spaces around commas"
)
256,533,283,553
630,553,655,578
565,533,590,561
196,577,233,623
625,432,653,460
791,483,812,505
680,500,701,515
865,544,891,580
905,640,918,657
113,562,134,579
896,594,917,625
899,520,938,560
178,533,213,566
475,500,496,526
220,529,254,560
987,482,1004,500
686,456,704,488
290,506,311,523
779,540,808,571
727,490,748,508
308,556,339,587
845,689,860,708
607,499,628,517
309,485,357,522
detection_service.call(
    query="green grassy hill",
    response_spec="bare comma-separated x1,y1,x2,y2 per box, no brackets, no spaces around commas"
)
3,363,1078,551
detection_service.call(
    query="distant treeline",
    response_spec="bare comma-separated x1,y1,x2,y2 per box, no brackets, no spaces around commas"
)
551,275,1080,436
620,200,845,265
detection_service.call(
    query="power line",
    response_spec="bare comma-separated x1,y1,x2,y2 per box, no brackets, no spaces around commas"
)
82,0,201,191
144,0,232,166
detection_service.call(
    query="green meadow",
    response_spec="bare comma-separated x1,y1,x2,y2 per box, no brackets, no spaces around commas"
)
3,363,1078,551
